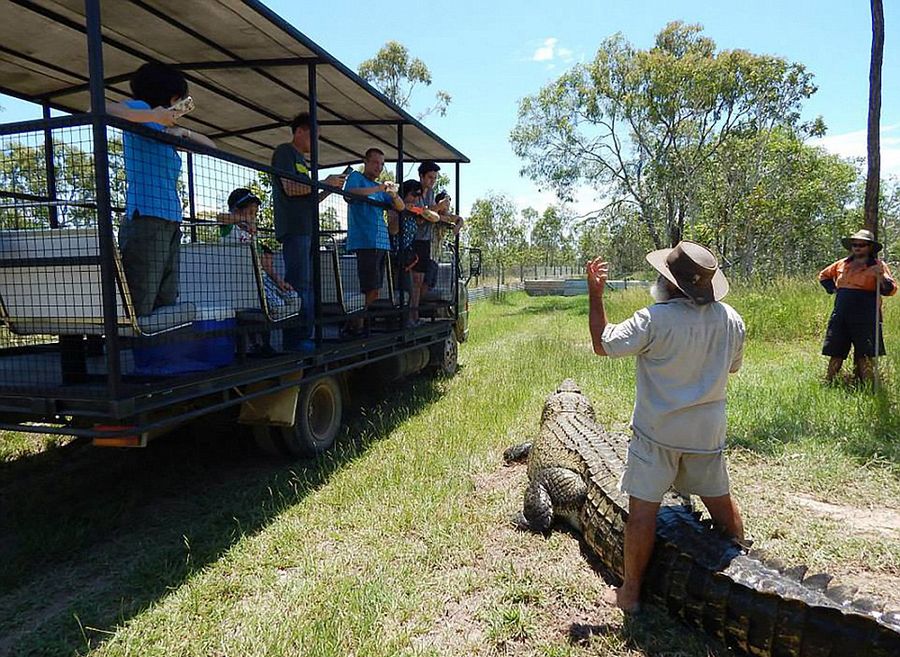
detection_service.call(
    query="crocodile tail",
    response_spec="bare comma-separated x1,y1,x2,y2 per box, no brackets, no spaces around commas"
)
645,506,900,657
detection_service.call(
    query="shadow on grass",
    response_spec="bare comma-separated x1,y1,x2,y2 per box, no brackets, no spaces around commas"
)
568,611,729,657
0,374,445,656
731,384,900,468
527,526,724,656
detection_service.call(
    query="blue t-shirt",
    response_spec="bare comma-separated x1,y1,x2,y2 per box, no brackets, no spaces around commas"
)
122,100,183,222
344,170,391,252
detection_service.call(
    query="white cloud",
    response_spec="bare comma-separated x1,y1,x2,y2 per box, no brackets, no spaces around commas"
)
809,124,900,177
532,37,558,62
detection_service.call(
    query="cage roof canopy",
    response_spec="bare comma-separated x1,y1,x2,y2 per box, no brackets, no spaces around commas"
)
0,0,469,168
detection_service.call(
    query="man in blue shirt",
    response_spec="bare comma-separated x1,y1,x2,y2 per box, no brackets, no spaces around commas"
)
344,148,404,313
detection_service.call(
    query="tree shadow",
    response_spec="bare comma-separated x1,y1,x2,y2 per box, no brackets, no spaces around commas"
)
730,383,900,467
0,374,444,656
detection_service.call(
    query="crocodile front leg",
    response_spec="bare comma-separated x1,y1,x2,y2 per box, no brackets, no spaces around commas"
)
523,467,587,532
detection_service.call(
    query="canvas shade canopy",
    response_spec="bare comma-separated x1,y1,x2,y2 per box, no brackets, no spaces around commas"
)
0,0,469,168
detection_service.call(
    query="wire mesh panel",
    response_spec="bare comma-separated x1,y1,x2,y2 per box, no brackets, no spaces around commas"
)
0,114,463,422
0,122,113,392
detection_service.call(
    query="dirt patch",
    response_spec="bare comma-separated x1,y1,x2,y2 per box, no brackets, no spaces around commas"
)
413,460,900,656
411,462,723,657
793,494,900,537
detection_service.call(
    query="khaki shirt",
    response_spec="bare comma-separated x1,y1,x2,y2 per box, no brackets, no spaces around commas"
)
601,298,745,453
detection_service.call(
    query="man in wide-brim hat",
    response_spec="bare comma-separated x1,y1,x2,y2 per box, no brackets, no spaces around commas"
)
819,229,896,383
586,241,746,614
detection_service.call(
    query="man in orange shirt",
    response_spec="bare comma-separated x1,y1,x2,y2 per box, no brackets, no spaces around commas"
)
819,229,896,383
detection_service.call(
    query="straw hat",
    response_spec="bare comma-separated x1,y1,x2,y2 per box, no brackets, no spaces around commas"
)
645,241,729,305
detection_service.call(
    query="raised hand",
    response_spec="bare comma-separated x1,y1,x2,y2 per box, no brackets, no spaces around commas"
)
586,256,608,297
151,106,179,127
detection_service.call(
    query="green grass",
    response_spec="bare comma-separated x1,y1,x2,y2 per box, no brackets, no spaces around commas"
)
0,283,898,656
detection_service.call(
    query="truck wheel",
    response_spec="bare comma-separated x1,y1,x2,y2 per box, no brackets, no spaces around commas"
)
278,375,343,457
430,334,458,377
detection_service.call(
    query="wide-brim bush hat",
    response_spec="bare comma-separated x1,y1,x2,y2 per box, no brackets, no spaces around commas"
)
645,240,729,305
841,229,883,254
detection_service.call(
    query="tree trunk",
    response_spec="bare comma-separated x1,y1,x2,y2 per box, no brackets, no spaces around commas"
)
639,202,663,249
864,0,884,237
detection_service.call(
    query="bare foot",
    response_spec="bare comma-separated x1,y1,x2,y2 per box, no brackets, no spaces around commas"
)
600,586,641,614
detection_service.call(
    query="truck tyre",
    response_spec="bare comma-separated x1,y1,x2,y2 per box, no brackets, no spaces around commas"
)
430,333,459,377
278,375,343,457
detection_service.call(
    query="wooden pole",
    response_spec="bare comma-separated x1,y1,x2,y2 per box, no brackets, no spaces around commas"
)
866,0,884,390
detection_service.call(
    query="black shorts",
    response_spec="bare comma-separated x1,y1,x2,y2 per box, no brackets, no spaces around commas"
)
412,240,431,274
822,310,886,358
356,248,386,293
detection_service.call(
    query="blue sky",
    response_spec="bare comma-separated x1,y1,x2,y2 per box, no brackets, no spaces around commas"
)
1,0,897,217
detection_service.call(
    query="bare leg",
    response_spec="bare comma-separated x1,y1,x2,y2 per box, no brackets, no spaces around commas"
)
349,289,377,331
826,356,843,382
612,497,660,612
854,355,874,384
410,272,424,322
699,493,745,542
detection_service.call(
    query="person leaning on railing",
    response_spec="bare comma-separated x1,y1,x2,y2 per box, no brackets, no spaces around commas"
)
270,112,347,351
409,161,444,322
387,179,432,326
342,148,405,335
105,61,214,318
818,229,897,384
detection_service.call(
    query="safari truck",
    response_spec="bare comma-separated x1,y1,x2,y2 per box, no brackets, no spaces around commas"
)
0,0,475,456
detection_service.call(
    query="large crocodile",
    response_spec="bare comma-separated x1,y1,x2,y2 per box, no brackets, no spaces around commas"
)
504,379,900,657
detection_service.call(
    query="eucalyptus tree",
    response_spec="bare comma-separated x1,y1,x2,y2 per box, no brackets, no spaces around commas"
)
511,22,819,248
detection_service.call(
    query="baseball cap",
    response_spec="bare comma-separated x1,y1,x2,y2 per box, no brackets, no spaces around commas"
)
227,188,261,211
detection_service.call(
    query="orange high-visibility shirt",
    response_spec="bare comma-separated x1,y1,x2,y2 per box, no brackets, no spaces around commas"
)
818,257,896,294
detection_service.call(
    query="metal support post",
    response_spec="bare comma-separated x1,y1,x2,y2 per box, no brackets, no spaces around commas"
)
85,0,121,396
42,104,59,229
396,123,407,312
187,152,197,242
308,64,322,344
454,162,461,320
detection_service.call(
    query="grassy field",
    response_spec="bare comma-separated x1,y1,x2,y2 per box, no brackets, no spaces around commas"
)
1,281,899,656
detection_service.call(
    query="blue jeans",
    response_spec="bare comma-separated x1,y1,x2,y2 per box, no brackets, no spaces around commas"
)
281,233,314,345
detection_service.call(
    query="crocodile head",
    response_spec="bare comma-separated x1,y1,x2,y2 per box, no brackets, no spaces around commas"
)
541,379,596,423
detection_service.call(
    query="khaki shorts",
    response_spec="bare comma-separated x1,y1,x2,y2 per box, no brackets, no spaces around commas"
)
619,434,730,503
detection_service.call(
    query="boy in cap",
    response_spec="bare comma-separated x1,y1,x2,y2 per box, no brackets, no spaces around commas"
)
586,241,746,614
217,187,261,243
